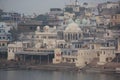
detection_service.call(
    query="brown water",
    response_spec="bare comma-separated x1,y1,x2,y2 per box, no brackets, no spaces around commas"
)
0,70,120,80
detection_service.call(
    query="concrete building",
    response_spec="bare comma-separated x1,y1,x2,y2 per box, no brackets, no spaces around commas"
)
98,1,120,15
7,42,23,60
110,14,120,26
6,1,120,68
97,47,116,65
0,22,12,59
1,12,21,22
76,49,97,68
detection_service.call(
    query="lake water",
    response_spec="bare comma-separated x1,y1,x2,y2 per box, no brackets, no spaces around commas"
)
0,70,120,80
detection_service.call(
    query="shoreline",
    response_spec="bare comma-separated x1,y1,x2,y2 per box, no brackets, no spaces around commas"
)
0,64,120,74
0,60,120,73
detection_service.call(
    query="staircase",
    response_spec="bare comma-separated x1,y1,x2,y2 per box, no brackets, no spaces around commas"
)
88,58,99,67
112,53,120,63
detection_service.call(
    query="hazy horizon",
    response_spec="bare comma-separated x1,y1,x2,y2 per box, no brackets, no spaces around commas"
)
0,0,119,15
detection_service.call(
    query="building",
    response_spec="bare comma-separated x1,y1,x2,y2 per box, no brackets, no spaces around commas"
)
1,12,21,22
0,22,12,59
18,20,43,33
7,42,24,60
7,25,57,64
6,1,120,68
97,47,116,65
110,14,120,26
49,8,63,15
98,1,120,15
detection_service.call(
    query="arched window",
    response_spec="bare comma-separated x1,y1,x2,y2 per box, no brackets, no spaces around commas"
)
79,33,81,38
65,34,67,40
75,44,77,48
71,33,72,40
68,52,70,55
60,44,63,48
73,34,76,40
76,33,78,40
68,33,70,40
78,44,79,48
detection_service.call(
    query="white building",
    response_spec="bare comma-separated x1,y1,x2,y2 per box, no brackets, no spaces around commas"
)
76,49,97,68
34,26,57,49
97,47,116,65
7,42,23,60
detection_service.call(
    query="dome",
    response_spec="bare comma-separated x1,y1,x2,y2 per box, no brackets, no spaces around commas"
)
44,25,49,29
82,18,90,25
65,22,82,32
44,25,49,32
75,18,81,26
36,26,40,32
67,18,74,24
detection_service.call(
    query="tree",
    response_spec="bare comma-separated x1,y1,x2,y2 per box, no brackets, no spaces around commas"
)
9,27,19,41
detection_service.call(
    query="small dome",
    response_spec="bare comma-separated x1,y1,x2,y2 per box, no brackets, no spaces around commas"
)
53,26,56,30
36,26,40,31
82,18,90,25
75,18,81,25
44,25,49,32
67,18,74,24
65,22,82,32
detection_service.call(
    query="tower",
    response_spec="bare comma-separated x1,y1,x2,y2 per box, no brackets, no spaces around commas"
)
75,0,79,6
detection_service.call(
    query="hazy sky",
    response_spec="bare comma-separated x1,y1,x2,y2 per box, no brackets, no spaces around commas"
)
0,0,119,15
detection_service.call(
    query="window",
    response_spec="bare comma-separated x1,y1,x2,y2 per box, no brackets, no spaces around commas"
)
107,33,109,36
8,37,10,39
32,35,34,38
36,35,39,38
104,51,105,54
76,34,77,40
3,37,5,39
60,44,63,48
68,34,70,40
9,49,10,52
73,59,75,62
68,52,70,55
64,51,67,55
61,52,63,55
2,43,5,46
30,27,33,30
79,34,81,38
91,45,94,49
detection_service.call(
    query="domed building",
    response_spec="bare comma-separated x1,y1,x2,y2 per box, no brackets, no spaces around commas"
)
64,22,83,41
44,25,50,32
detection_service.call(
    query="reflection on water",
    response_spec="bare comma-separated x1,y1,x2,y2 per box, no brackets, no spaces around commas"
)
0,70,120,80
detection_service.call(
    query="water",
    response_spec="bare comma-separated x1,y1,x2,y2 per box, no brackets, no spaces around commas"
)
0,70,120,80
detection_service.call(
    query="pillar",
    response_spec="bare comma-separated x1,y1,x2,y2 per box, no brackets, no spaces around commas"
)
23,54,26,62
31,55,33,63
48,55,49,64
39,55,41,64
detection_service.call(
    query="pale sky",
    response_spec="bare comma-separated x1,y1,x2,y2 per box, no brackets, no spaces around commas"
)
0,0,119,15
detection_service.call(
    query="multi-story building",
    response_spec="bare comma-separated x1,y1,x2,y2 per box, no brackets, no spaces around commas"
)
110,14,120,26
6,1,120,69
98,1,120,15
0,22,12,59
1,12,21,22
